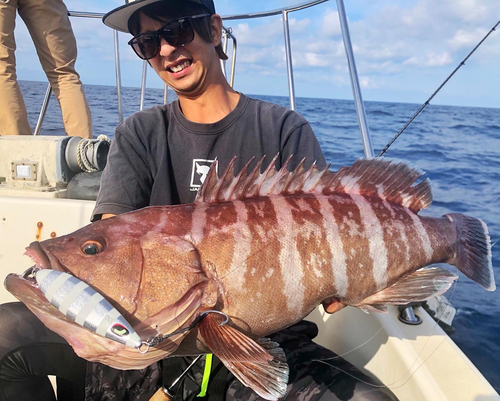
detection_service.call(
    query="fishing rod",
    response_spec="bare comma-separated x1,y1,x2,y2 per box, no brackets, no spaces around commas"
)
378,19,500,158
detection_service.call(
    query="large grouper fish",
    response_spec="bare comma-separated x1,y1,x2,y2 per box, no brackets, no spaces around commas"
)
5,155,496,400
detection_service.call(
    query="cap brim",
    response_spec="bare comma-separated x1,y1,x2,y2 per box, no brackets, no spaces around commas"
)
103,0,165,33
102,0,215,34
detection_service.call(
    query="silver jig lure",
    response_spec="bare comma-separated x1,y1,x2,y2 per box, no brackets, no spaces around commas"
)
35,269,142,348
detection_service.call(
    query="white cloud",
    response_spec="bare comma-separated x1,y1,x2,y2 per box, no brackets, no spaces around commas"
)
426,52,453,67
302,52,331,67
321,9,342,38
403,52,453,67
359,76,382,90
449,28,488,50
289,18,311,33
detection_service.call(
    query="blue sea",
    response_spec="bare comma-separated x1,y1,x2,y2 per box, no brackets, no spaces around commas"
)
19,80,500,392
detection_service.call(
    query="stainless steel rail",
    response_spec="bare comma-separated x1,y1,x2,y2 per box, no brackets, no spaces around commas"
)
113,29,124,122
32,8,241,130
336,0,373,158
34,0,374,160
221,0,329,111
33,1,328,132
33,84,52,136
70,12,124,122
282,10,296,110
220,0,328,20
35,11,124,132
222,28,237,88
140,60,148,112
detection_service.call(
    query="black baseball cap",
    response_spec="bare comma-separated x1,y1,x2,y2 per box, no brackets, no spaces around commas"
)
103,0,216,33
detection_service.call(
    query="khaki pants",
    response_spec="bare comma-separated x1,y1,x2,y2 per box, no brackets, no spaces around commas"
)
0,0,92,138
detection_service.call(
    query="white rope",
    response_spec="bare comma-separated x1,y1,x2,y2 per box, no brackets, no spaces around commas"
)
76,135,111,172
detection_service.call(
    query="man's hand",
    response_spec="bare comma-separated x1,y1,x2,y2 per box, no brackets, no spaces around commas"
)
322,297,345,314
101,213,116,220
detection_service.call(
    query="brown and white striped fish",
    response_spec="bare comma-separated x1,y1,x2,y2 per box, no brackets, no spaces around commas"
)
6,155,495,400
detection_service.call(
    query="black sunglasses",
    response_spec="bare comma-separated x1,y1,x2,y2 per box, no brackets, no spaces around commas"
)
128,14,211,60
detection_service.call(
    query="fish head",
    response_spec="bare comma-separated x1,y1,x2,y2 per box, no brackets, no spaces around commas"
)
5,212,216,369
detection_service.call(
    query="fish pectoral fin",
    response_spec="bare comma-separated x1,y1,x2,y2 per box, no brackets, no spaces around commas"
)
358,305,388,314
199,313,289,400
355,267,458,312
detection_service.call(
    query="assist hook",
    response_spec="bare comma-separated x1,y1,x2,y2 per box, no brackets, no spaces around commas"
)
138,310,229,354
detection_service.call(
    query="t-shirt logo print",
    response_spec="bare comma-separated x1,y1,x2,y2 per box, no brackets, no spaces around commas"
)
190,159,216,191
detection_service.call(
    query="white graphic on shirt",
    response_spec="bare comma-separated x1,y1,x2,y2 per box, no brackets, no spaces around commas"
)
190,159,216,191
197,163,211,184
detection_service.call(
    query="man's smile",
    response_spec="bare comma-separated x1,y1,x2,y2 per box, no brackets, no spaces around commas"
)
167,59,193,74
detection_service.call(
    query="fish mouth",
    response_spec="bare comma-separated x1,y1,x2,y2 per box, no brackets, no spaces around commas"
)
24,240,65,272
9,241,67,293
5,243,208,369
5,269,205,369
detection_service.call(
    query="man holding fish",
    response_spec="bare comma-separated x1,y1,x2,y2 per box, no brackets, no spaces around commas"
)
96,0,394,399
2,0,495,400
93,0,397,399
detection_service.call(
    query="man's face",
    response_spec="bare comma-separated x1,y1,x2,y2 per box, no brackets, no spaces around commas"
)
138,12,221,97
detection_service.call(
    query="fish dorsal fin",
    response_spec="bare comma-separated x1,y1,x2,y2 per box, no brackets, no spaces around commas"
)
199,312,288,400
196,155,432,212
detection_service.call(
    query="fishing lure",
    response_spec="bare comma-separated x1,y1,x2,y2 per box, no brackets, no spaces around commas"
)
35,269,142,348
33,268,228,352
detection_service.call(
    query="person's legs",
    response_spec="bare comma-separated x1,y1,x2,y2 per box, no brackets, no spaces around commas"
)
0,0,32,136
226,321,398,401
0,302,86,401
18,0,92,138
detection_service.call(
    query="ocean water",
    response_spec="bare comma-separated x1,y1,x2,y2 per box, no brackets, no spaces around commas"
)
18,80,500,392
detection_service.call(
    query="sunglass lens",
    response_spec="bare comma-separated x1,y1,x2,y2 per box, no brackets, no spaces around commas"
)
161,19,195,47
130,18,198,60
131,33,158,60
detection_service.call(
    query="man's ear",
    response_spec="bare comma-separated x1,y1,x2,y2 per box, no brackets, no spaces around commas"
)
210,14,223,47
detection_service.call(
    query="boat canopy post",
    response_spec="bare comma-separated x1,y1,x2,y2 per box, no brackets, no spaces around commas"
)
282,10,296,110
220,27,237,88
33,84,52,136
221,0,328,110
336,0,374,158
228,30,237,88
221,29,229,79
55,3,327,130
140,60,148,111
113,29,124,123
67,11,124,123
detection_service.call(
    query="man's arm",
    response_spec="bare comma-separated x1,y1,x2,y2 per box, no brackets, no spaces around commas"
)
91,123,153,222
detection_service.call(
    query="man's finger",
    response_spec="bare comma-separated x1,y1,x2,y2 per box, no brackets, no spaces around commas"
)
322,297,346,314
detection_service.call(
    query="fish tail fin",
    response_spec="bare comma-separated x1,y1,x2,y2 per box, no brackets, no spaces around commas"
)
446,213,496,291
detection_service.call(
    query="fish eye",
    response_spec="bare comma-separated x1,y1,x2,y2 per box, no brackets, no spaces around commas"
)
81,240,104,255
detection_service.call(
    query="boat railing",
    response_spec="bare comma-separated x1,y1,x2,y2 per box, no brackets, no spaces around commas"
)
33,1,334,135
32,10,237,128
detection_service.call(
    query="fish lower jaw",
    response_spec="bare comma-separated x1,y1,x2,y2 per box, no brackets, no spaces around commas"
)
19,265,41,287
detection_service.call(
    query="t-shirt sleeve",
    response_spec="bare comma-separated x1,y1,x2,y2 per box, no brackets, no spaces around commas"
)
281,120,327,170
91,124,153,221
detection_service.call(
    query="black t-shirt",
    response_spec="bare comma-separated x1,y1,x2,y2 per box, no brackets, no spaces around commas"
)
92,94,326,221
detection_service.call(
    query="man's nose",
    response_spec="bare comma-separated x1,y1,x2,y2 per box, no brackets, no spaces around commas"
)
159,37,176,57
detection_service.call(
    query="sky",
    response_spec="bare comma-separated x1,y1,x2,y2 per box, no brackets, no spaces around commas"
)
12,0,500,109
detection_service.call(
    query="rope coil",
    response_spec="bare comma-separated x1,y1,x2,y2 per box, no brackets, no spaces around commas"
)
76,135,110,172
